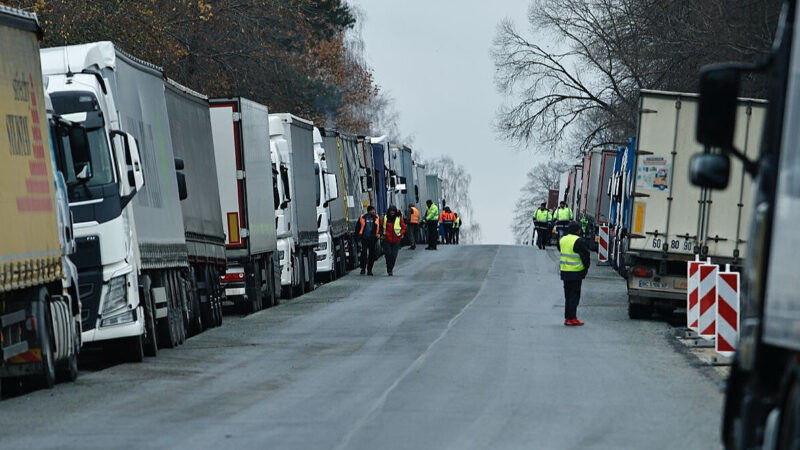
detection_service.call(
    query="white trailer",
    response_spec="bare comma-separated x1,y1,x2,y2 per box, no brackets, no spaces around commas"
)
625,90,765,318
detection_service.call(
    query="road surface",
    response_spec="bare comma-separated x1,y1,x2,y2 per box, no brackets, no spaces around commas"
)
0,245,722,449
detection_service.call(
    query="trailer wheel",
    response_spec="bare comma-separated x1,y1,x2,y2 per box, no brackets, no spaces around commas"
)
304,251,316,292
157,273,179,349
56,320,79,382
293,253,305,297
33,288,56,389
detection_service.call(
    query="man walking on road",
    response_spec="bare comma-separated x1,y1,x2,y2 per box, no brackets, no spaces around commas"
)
554,201,574,240
407,204,420,249
424,200,439,250
357,205,381,275
560,221,590,326
382,205,407,276
533,202,553,249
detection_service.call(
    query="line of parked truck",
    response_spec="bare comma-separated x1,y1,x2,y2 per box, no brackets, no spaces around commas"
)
0,7,446,393
557,89,765,319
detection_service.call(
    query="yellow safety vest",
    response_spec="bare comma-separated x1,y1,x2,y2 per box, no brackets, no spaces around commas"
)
383,216,402,236
559,234,585,272
534,209,552,222
425,204,439,221
555,207,573,221
453,217,461,229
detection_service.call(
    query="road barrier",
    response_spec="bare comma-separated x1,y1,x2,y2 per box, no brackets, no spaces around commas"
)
598,225,609,265
698,263,719,339
687,259,704,331
716,265,740,357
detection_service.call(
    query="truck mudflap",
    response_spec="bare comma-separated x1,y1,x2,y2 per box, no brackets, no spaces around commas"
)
0,309,28,360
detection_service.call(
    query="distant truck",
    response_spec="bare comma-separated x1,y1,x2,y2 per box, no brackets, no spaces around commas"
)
209,98,279,313
313,127,342,282
578,149,616,227
370,137,389,215
608,137,636,274
546,189,559,210
1,6,82,390
390,144,413,214
625,90,765,319
270,114,318,297
165,80,225,330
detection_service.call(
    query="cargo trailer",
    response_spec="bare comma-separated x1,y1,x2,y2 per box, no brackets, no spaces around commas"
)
625,90,765,318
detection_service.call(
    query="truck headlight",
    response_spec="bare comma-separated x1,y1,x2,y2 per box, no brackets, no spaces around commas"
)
102,275,128,316
100,310,136,328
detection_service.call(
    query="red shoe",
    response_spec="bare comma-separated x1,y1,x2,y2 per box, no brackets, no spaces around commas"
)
564,319,572,326
572,318,585,326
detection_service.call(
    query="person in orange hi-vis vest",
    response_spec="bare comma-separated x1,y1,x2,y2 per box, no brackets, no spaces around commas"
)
356,205,381,275
407,204,420,249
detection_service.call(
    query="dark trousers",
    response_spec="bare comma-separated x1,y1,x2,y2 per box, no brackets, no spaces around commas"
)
443,224,453,244
384,241,400,273
563,279,582,320
534,223,548,249
359,238,377,272
408,223,419,248
454,228,460,244
556,221,570,240
426,221,438,249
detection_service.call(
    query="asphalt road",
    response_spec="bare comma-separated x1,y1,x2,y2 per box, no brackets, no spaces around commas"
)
0,245,722,449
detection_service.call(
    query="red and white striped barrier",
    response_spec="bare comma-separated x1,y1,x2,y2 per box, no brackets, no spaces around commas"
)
598,225,609,265
686,259,704,331
698,263,719,339
716,265,740,356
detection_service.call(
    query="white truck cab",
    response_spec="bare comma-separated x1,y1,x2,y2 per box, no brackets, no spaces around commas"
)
270,136,298,295
42,67,145,354
313,127,339,281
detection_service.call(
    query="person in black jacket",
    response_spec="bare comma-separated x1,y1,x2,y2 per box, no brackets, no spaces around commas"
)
559,221,591,326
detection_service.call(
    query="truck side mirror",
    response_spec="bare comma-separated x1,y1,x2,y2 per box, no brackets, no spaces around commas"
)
696,64,740,149
174,157,184,170
690,153,730,189
325,173,338,202
176,171,188,200
110,130,144,200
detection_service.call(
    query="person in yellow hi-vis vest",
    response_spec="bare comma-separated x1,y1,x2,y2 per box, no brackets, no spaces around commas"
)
533,202,554,249
560,222,590,326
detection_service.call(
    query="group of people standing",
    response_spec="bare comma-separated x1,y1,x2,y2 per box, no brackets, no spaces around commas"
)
354,200,462,276
532,201,574,249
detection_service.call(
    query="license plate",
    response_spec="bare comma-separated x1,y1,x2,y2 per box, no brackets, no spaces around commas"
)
638,280,669,289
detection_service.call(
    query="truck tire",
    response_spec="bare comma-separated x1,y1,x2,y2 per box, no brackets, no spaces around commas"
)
120,334,144,363
157,273,179,349
293,253,306,297
304,251,315,292
33,288,56,389
213,270,224,326
140,275,158,357
628,302,653,320
778,376,800,448
56,319,79,382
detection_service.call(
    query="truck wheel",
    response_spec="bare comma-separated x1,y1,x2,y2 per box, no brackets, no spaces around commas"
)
56,320,80,382
304,251,315,292
121,334,144,363
157,275,179,349
141,276,158,357
628,302,653,320
33,288,56,389
293,253,305,297
778,377,800,448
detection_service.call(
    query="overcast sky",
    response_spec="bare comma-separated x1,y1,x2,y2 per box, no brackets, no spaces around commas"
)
354,0,545,245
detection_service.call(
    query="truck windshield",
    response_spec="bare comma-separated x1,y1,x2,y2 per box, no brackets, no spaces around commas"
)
50,91,116,190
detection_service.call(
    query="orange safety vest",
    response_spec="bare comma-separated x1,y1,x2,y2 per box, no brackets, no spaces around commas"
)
409,207,420,224
440,211,454,224
359,214,380,237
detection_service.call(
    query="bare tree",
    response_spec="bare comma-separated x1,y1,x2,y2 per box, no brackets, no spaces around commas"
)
492,0,781,156
511,161,568,244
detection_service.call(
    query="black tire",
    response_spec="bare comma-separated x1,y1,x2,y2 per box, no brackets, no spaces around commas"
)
304,251,315,292
294,253,305,297
33,288,56,389
778,376,800,448
269,258,280,307
121,334,144,363
157,273,179,349
628,301,653,320
141,276,158,357
56,320,80,382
